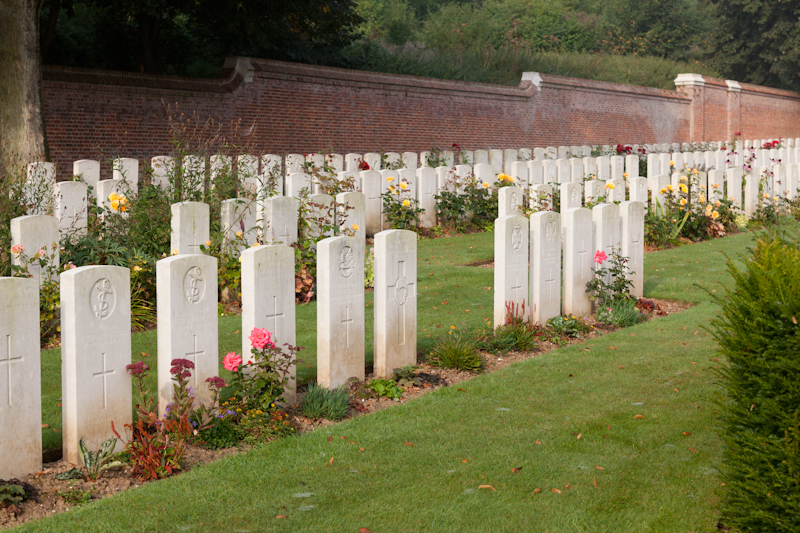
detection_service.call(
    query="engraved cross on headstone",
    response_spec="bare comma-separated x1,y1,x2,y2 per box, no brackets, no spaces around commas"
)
0,335,21,407
577,236,589,278
185,335,205,387
387,260,415,346
266,295,285,343
510,271,523,303
93,352,115,409
273,222,291,245
544,265,557,300
341,306,354,348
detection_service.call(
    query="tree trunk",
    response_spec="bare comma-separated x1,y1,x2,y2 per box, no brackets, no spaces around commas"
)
0,0,49,177
40,0,60,58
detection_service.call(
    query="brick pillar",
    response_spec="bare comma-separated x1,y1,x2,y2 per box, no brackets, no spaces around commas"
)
725,80,742,139
674,74,705,143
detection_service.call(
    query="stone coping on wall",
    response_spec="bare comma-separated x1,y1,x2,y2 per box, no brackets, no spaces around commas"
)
537,72,690,102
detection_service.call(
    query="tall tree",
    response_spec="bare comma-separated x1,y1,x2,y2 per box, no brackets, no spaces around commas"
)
0,0,49,174
704,0,800,90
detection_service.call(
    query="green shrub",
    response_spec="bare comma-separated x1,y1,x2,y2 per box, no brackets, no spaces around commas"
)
595,298,643,327
197,418,238,450
300,384,351,421
710,236,800,531
430,337,485,372
369,378,403,400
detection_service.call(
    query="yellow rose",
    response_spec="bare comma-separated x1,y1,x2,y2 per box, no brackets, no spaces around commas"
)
623,173,629,178
764,193,770,199
172,249,179,255
680,198,688,206
119,204,127,213
110,199,120,211
773,196,779,202
108,192,119,202
393,189,399,195
605,183,615,190
400,183,407,189
133,265,141,272
351,224,359,231
205,240,211,246
699,195,706,203
669,160,675,166
659,188,667,194
482,182,490,188
712,183,720,188
711,211,719,219
679,184,688,194
715,200,721,207
119,196,128,205
386,177,394,182
235,231,243,238
667,185,675,192
389,185,395,192
508,176,515,183
680,176,688,182
403,199,410,207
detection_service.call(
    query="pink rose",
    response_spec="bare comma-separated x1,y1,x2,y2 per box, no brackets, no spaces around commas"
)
10,244,23,255
594,250,608,264
222,352,242,372
37,248,46,258
248,328,275,350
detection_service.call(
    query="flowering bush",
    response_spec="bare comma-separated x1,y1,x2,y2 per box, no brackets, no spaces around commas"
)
434,168,496,231
585,246,635,306
658,167,737,241
381,175,424,230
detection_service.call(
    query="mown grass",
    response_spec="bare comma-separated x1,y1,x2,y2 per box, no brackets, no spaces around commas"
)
26,229,756,531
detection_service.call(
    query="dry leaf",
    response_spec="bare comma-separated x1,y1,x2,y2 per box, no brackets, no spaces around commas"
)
511,467,523,474
688,447,698,453
328,457,335,465
457,388,465,392
462,459,469,463
535,440,541,445
609,346,617,350
53,428,60,432
595,466,604,470
634,415,644,419
41,424,49,428
593,477,598,488
682,432,692,436
327,436,333,442
564,484,571,489
533,488,541,494
359,529,372,533
478,485,496,491
404,442,415,447
234,330,239,334
619,366,625,369
340,436,347,440
276,515,288,519
691,361,696,365
358,447,365,452
442,301,448,305
793,316,798,324
674,388,679,392
551,488,562,494
577,433,582,440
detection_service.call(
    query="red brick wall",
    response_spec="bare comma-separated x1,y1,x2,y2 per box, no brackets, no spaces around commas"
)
39,58,800,180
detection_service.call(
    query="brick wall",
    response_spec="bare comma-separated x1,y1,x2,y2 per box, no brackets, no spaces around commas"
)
40,58,800,180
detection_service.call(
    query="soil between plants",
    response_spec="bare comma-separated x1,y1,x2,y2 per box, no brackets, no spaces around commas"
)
1,297,690,530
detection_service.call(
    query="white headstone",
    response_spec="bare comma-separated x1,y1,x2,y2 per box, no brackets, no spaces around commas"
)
502,149,517,174
364,153,382,171
592,203,621,286
608,179,625,203
286,173,312,198
533,148,547,161
528,161,544,185
556,159,570,184
557,146,570,159
560,182,583,211
583,157,597,179
286,154,305,175
441,151,455,167
181,155,206,197
628,177,648,209
327,153,344,173
54,181,88,237
0,277,41,479
562,207,593,317
221,198,257,249
530,211,561,324
317,236,365,388
489,150,503,175
595,156,610,180
157,254,218,416
416,168,437,228
726,168,743,208
336,191,366,241
61,265,131,464
240,244,297,403
625,154,639,177
494,215,529,327
308,193,335,239
510,161,529,188
306,153,325,169
171,202,210,255
112,158,139,194
261,154,282,183
261,196,299,245
238,154,259,193
569,159,583,183
531,184,554,211
345,154,363,173
73,160,101,190
402,152,418,170
474,164,494,189
646,154,660,180
543,160,557,184
96,179,126,219
209,155,232,189
787,164,799,200
518,148,532,161
151,156,174,189
585,180,604,205
11,215,59,285
361,170,382,235
620,201,645,298
610,156,625,180
474,150,489,165
498,186,524,217
773,165,787,198
25,162,56,215
708,171,724,203
374,230,417,377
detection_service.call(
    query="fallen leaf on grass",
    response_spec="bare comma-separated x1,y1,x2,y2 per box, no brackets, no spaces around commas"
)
682,432,692,436
535,440,541,445
462,459,469,463
441,301,448,305
359,529,372,533
327,436,333,442
359,447,365,452
41,424,49,428
350,441,357,445
404,442,415,447
234,330,239,334
674,388,679,392
457,388,465,392
533,488,541,494
339,436,347,440
619,366,625,369
577,433,582,440
328,457,335,465
551,488,562,494
688,447,698,453
276,515,287,519
593,478,598,488
511,467,523,474
595,466,604,470
609,346,617,350
478,485,496,491
634,415,644,419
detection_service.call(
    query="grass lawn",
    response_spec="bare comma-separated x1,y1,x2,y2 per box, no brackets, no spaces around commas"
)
27,229,755,532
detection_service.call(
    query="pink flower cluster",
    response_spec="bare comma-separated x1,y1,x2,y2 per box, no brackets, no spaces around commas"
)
10,244,23,255
222,352,242,372
594,250,608,264
249,328,276,350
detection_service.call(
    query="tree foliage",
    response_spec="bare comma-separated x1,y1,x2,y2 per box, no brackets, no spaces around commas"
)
703,0,800,90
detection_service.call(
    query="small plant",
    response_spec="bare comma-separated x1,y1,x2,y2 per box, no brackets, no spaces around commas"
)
393,366,423,388
196,417,238,450
55,437,124,481
382,175,423,230
547,315,593,339
58,489,93,506
430,336,485,372
369,378,403,400
586,248,635,306
364,248,375,288
0,479,38,508
300,383,351,421
595,299,643,327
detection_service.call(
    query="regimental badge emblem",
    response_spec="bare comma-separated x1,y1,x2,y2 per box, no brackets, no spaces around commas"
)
91,278,115,319
184,266,205,304
511,224,522,250
545,218,557,244
394,277,409,305
339,246,355,278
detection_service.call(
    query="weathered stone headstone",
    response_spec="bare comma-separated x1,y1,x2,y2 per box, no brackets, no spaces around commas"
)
510,161,529,188
726,168,743,208
461,150,474,165
151,156,174,189
557,146,570,159
157,254,218,415
73,160,101,190
518,148,532,161
503,149,518,174
286,173,312,198
569,159,583,182
11,215,59,285
327,153,344,173
625,154,639,178
374,230,417,378
361,170,383,235
530,211,561,324
595,156,610,181
610,155,625,180
543,160,557,184
494,215,529,327
240,244,297,402
345,154,363,173
557,159,570,184
171,202,210,255
0,277,41,479
112,158,139,194
96,179,125,219
498,186,524,217
528,161,544,185
237,154,259,194
489,150,503,175
54,181,88,237
474,164,494,190
629,177,648,207
560,182,583,210
285,154,305,175
670,153,684,173
562,207,593,317
533,148,547,161
531,184,553,210
61,265,131,464
364,153,382,171
306,153,325,169
261,196,299,245
592,203,621,286
221,198,257,250
25,162,56,215
608,179,625,202
583,157,597,179
650,175,670,210
402,152,418,170
620,201,644,298
441,151,455,167
584,180,604,205
646,154,660,180
308,193,335,239
416,168,437,228
336,191,366,241
317,236,365,388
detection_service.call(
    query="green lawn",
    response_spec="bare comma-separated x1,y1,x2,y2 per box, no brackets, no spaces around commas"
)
27,229,755,532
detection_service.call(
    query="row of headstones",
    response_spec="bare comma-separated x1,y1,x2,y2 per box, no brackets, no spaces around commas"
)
0,229,417,480
493,202,645,328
